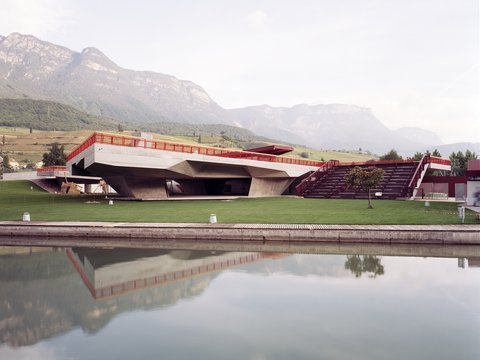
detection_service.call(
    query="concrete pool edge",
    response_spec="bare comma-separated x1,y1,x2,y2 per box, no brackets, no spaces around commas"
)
0,221,479,246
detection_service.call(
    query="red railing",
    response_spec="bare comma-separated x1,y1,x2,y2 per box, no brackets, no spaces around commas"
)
339,156,451,167
405,154,429,197
36,166,68,175
404,155,450,197
66,132,324,167
428,156,451,166
340,159,419,166
295,159,340,195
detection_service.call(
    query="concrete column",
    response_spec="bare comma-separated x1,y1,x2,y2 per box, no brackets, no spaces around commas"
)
248,178,293,197
105,176,167,199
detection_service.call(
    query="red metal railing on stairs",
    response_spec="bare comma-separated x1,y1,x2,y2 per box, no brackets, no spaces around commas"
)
405,154,429,198
296,154,450,199
295,159,339,195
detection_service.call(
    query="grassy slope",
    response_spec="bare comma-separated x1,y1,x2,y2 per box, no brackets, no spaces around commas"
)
0,181,475,224
0,128,94,162
0,98,119,130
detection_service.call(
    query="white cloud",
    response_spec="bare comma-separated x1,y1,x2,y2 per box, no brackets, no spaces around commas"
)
246,10,269,31
0,0,73,38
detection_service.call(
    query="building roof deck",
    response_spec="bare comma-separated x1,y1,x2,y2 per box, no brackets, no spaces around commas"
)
66,132,324,167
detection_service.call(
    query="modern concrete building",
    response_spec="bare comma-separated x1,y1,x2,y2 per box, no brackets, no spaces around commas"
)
65,132,453,200
66,132,322,199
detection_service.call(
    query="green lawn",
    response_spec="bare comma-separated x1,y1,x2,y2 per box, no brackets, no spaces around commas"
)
0,181,477,224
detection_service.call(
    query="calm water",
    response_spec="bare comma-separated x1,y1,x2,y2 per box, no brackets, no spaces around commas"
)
0,245,479,360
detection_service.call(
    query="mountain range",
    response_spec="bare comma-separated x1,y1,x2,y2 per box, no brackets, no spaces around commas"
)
0,32,476,155
0,33,228,126
229,104,445,154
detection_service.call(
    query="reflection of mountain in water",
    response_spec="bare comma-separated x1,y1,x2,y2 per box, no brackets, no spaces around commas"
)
0,248,275,347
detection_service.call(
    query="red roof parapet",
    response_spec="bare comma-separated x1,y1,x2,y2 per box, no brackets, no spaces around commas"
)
66,132,323,168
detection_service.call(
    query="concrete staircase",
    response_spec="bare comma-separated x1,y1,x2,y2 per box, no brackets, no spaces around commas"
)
303,162,419,200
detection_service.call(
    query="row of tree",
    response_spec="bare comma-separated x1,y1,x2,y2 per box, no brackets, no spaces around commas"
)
379,148,442,161
379,148,478,176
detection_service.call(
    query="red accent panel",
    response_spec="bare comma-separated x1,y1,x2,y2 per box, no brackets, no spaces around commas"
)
246,145,294,155
422,176,467,197
36,166,67,174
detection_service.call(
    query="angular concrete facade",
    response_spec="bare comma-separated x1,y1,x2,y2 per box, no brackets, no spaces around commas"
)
66,133,321,199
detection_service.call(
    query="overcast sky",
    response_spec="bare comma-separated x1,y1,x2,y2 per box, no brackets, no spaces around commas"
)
0,0,478,143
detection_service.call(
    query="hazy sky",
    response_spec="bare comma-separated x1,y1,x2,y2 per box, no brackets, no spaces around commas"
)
0,0,478,143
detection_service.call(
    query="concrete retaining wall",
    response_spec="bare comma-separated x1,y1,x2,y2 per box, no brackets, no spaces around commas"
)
0,222,479,246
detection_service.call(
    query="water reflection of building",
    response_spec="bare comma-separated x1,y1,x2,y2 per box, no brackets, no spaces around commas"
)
468,257,480,267
458,257,480,268
67,248,284,299
1,244,478,348
0,247,283,347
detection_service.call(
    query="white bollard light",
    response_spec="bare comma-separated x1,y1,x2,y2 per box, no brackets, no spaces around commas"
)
209,214,217,224
22,212,30,222
109,200,113,205
458,206,465,224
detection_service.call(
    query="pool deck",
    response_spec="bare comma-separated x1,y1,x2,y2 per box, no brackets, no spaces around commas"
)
0,221,479,247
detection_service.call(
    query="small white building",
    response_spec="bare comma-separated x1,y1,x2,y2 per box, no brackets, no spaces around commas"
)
466,160,480,207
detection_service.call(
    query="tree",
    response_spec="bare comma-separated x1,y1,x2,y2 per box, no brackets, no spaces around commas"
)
0,154,11,173
412,151,423,161
450,150,478,176
344,255,385,278
299,152,309,158
345,166,384,209
379,149,402,161
432,149,441,157
465,149,477,161
42,142,66,166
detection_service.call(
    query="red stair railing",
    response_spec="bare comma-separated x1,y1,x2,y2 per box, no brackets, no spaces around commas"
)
404,154,429,197
295,159,339,195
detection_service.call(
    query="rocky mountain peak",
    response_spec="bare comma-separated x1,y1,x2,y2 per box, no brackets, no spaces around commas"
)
0,32,74,75
77,46,120,73
80,47,112,62
3,32,70,54
0,32,230,125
